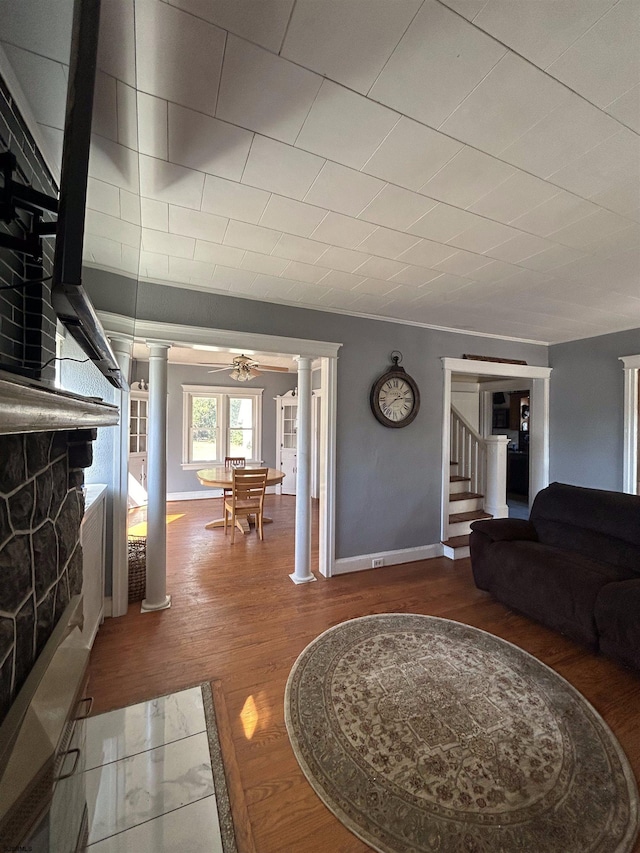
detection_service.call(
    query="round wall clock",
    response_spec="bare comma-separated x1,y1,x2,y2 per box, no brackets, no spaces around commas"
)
370,352,420,428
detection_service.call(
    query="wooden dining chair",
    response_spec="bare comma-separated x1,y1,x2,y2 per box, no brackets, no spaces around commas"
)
223,468,268,543
223,456,246,501
224,456,246,469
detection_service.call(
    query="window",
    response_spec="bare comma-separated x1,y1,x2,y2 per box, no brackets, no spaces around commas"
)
182,385,263,467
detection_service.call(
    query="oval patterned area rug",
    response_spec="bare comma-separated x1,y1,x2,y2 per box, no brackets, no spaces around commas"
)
285,614,639,853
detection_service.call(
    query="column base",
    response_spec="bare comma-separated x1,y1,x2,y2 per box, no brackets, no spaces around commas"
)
484,504,509,519
141,594,172,612
289,572,317,585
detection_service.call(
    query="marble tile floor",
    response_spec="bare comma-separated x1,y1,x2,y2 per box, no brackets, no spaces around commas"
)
84,686,224,852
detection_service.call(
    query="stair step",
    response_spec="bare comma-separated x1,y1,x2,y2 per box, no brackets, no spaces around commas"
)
450,491,483,502
442,534,469,548
450,475,470,483
449,509,492,524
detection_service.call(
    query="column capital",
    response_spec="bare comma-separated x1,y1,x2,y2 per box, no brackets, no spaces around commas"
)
294,355,313,368
146,341,173,355
108,335,134,355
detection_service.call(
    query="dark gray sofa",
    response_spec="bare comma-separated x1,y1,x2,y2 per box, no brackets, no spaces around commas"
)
469,482,640,671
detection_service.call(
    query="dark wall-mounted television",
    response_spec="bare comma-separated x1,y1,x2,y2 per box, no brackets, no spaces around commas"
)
51,0,126,390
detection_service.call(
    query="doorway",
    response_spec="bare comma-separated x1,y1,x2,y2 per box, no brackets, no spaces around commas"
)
441,357,552,542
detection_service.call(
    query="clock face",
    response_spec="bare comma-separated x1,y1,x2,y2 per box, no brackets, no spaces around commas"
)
370,369,420,428
378,377,414,423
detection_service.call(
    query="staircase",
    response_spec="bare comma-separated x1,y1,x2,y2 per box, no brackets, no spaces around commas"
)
442,406,498,560
442,460,492,559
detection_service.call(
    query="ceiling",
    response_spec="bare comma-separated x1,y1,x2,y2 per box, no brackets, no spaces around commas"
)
131,342,297,369
2,0,640,345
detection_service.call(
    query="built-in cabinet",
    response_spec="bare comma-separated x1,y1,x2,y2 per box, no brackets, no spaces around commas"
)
80,484,106,647
275,390,321,498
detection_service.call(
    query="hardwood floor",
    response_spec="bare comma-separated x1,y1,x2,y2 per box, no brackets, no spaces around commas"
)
89,495,640,853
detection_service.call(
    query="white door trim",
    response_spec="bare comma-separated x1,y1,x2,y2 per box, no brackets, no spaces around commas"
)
100,312,341,588
620,355,640,494
441,358,552,540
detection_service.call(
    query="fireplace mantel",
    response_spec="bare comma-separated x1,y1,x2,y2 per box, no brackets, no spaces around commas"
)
0,371,119,435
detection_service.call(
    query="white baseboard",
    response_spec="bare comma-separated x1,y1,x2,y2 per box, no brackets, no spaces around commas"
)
167,489,222,501
103,597,112,617
332,543,444,575
167,486,278,501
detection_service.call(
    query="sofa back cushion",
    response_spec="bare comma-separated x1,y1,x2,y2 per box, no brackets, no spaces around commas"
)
530,482,640,576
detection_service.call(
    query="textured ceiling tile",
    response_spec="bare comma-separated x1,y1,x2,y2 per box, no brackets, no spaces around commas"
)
282,0,422,94
201,175,270,223
216,35,322,143
356,227,422,259
139,154,202,207
370,0,506,128
168,207,228,243
396,238,458,268
168,104,253,181
223,220,282,254
499,96,620,177
272,234,327,264
363,117,463,190
295,80,400,170
303,162,385,217
164,0,295,53
315,246,371,274
135,0,225,116
420,147,516,209
472,0,618,69
469,172,559,223
259,196,328,238
441,53,569,154
359,185,437,231
546,0,640,108
310,212,377,249
242,135,324,200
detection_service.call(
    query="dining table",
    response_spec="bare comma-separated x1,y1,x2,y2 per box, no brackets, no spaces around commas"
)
196,465,286,534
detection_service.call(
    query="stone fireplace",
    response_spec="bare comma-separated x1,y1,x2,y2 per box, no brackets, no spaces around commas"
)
0,428,98,724
0,373,118,729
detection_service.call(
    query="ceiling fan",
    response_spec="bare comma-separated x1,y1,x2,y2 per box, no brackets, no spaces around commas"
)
206,354,290,382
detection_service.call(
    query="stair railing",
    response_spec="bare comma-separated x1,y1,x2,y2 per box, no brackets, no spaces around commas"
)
449,406,509,522
450,406,486,497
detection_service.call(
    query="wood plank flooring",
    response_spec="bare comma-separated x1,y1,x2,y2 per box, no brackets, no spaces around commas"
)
89,495,640,853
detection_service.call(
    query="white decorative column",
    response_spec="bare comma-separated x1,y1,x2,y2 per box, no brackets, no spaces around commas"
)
484,435,509,519
142,342,171,611
109,336,133,617
529,377,550,505
291,357,316,584
620,355,640,494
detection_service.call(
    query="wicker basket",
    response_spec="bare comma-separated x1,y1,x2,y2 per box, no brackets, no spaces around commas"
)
127,536,147,602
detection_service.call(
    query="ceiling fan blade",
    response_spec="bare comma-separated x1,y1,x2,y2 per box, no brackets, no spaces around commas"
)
257,365,290,372
206,366,232,373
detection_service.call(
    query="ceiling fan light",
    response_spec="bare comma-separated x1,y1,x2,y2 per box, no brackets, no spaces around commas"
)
231,365,253,381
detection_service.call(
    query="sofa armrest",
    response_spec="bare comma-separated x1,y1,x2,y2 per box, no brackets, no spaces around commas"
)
469,518,538,543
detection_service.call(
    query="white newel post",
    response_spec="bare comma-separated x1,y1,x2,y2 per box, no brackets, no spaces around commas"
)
142,342,172,612
484,435,509,519
109,336,133,618
291,357,316,584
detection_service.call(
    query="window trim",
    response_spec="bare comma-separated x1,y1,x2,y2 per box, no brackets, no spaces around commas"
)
181,384,263,469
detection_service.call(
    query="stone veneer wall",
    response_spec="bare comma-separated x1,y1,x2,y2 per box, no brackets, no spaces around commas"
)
0,429,96,724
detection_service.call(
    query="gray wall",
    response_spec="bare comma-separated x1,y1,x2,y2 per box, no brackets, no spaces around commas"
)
549,327,640,491
85,270,549,559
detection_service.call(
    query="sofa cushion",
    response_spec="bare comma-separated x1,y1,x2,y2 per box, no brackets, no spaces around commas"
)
530,482,640,575
594,579,640,671
484,540,633,649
